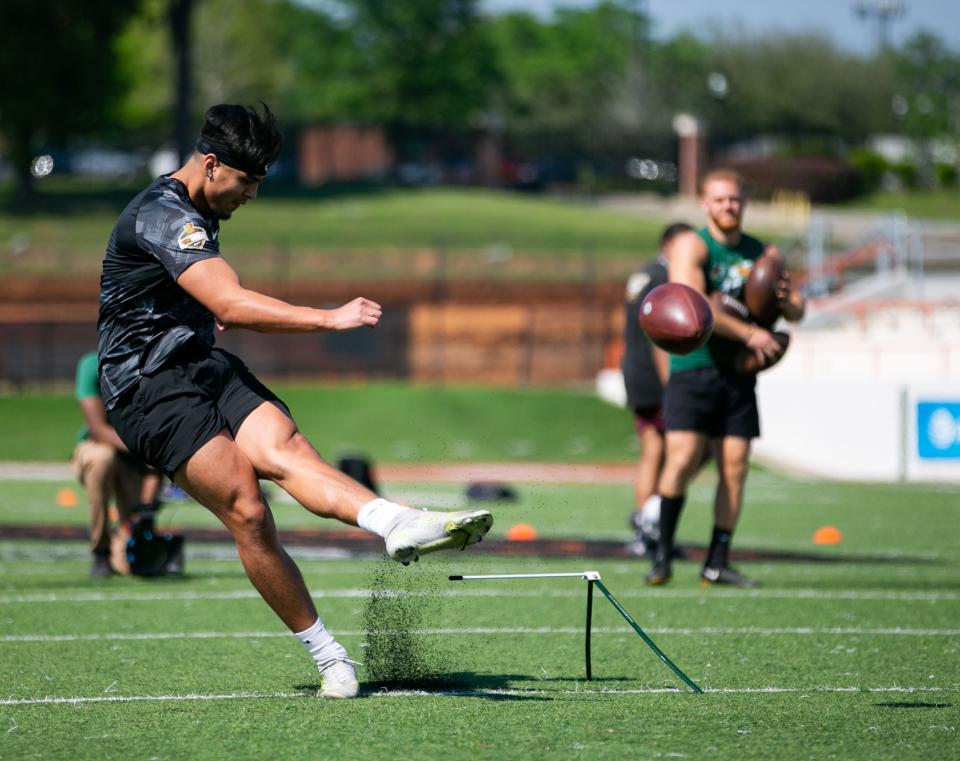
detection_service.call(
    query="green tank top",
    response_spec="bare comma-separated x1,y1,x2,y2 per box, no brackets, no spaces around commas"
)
670,227,765,372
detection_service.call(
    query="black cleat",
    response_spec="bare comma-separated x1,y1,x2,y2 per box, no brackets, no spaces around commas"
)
90,551,112,579
700,565,759,588
626,535,655,558
644,556,672,586
627,512,656,558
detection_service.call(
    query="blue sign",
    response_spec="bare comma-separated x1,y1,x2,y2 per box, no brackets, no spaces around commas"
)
916,401,960,460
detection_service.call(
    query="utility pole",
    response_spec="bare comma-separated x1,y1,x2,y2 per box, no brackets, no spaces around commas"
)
853,0,907,51
170,0,194,164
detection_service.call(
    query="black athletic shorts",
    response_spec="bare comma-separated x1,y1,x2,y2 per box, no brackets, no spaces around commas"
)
663,366,760,439
107,341,290,477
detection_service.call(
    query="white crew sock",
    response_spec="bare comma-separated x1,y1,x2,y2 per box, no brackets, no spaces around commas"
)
357,498,419,538
294,617,340,665
640,494,662,540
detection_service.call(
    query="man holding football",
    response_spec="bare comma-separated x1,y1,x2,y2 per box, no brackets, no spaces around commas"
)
646,168,805,588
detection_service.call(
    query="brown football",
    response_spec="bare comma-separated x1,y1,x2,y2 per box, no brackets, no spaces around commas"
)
743,254,786,327
710,291,750,321
709,281,790,373
640,283,714,355
731,331,791,374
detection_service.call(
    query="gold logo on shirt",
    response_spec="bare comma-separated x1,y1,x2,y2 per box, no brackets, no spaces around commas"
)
177,222,209,251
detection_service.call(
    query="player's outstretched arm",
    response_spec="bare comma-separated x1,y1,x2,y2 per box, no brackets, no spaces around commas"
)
778,279,806,322
177,257,381,333
764,245,806,322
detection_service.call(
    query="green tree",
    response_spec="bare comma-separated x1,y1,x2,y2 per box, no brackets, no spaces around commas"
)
893,31,960,138
0,0,142,199
605,31,712,148
706,32,894,147
646,32,714,121
118,0,499,158
345,0,500,156
115,0,174,143
192,0,291,111
117,0,308,155
489,2,643,155
888,31,960,186
110,0,188,153
273,1,373,123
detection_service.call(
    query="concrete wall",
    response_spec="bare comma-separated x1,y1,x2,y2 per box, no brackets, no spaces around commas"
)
753,377,906,480
753,306,960,481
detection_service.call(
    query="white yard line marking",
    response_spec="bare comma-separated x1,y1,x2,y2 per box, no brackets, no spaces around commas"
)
1,587,958,604
1,685,956,706
3,625,959,643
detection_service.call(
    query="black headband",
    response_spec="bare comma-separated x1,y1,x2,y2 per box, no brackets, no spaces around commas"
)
196,136,268,177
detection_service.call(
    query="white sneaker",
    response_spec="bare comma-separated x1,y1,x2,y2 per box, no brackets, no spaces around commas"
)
385,509,493,565
639,495,662,542
315,641,360,699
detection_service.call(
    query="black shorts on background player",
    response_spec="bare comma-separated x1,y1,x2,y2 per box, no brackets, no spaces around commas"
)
663,367,760,439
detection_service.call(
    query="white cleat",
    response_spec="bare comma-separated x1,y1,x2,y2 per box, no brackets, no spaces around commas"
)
315,642,360,699
385,509,494,565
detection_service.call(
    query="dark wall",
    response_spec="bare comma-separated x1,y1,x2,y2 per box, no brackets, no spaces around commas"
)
216,307,409,378
0,309,409,388
0,322,99,388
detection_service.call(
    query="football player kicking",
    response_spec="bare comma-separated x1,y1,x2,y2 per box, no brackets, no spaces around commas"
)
97,104,492,698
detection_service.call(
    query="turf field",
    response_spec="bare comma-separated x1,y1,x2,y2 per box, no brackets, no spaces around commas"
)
1,469,957,760
0,383,638,463
842,188,960,221
0,188,664,279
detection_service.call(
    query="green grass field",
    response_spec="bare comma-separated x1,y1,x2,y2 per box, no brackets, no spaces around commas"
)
5,182,957,286
1,468,958,760
0,187,664,279
842,188,960,221
0,383,638,463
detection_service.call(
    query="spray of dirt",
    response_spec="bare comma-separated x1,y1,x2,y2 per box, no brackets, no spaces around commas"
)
360,559,456,689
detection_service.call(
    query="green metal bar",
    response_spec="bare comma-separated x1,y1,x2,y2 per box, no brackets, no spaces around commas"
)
595,580,703,694
585,579,594,681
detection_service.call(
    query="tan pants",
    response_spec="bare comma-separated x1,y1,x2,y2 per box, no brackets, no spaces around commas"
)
71,440,143,574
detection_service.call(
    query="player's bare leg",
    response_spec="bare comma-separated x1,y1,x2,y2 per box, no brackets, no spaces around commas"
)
702,435,757,587
174,431,359,697
711,435,750,531
628,425,665,556
174,430,318,630
647,431,706,585
234,403,374,524
76,442,120,578
234,402,492,564
635,426,665,508
659,431,707,497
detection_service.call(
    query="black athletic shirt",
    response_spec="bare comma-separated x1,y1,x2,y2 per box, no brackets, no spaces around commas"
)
97,176,221,410
620,256,668,410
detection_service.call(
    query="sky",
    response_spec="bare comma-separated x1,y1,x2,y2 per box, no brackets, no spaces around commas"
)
482,0,960,53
